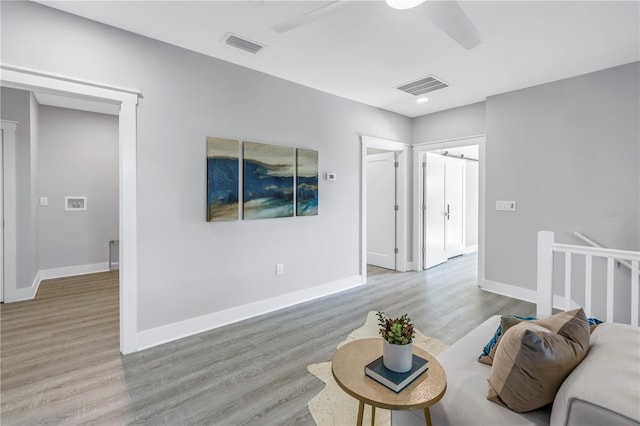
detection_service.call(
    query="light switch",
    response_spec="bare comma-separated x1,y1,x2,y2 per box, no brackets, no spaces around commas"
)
40,197,48,206
496,200,516,211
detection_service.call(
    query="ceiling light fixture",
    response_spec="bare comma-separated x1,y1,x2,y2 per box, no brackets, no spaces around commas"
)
385,0,427,10
417,97,429,103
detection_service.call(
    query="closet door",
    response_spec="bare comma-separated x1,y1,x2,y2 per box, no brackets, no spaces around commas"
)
444,156,465,258
367,152,396,270
424,153,447,269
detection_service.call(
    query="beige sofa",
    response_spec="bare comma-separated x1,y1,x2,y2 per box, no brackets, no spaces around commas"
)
393,315,640,426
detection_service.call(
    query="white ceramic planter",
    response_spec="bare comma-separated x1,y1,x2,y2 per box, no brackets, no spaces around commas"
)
382,340,413,373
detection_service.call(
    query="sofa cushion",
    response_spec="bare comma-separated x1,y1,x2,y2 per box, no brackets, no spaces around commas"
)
414,316,551,426
479,316,602,366
487,308,590,412
550,322,640,426
478,315,535,365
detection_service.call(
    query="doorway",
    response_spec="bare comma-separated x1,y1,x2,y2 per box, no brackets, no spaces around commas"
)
1,127,4,302
367,149,397,270
360,135,409,283
413,136,485,277
422,147,478,269
0,120,17,303
36,103,119,281
1,66,139,354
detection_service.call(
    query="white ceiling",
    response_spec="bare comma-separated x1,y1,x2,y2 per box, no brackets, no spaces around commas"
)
36,1,640,118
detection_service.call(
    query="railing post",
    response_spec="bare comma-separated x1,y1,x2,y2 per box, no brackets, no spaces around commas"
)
537,231,555,318
632,260,639,327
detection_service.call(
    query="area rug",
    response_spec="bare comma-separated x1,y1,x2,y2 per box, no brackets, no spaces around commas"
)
307,311,449,426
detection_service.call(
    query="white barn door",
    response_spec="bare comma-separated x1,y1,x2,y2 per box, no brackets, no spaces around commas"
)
444,156,465,259
424,152,447,269
367,152,396,270
423,153,466,269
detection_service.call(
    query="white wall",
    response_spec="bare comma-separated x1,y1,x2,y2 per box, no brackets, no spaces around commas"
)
0,1,412,334
38,106,119,271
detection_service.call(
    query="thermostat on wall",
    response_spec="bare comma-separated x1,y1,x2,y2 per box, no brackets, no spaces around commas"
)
65,196,87,211
326,172,336,181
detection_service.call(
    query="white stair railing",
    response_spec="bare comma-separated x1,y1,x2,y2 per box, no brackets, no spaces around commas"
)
537,231,640,326
574,231,638,273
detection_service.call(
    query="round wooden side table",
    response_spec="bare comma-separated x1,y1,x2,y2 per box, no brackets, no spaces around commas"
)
331,338,447,426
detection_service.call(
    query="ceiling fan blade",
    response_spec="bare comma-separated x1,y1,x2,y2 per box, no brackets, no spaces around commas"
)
272,1,350,33
424,1,483,50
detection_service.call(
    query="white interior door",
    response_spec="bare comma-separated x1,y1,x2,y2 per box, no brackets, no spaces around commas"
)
367,151,396,270
445,156,465,258
424,152,447,269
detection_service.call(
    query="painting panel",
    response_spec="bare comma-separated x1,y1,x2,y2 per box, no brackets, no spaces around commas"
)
243,142,295,220
207,137,239,222
296,149,318,216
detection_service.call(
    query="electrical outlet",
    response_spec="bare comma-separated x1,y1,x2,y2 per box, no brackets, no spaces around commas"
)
276,264,284,276
40,197,48,206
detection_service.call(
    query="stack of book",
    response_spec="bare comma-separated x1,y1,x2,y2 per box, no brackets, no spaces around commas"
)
364,355,429,393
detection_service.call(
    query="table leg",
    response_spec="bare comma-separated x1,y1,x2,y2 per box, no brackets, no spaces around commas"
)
371,406,376,426
423,407,432,426
356,401,364,426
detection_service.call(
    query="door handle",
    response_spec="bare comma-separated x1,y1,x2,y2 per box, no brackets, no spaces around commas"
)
445,204,450,220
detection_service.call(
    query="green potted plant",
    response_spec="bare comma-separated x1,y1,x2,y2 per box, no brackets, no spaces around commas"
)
377,311,415,372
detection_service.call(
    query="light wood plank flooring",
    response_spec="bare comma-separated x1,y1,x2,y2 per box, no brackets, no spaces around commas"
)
1,254,534,425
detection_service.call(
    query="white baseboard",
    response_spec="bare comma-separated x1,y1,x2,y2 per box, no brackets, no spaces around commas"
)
137,275,364,351
6,263,111,303
9,271,42,302
480,279,538,304
480,279,575,316
464,244,478,254
40,262,110,280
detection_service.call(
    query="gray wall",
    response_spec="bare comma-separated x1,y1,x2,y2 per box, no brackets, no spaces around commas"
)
38,106,119,270
1,1,411,331
411,62,639,321
412,101,486,143
485,62,640,293
0,87,38,289
465,160,479,249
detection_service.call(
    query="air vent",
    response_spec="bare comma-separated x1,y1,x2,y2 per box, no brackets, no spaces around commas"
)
396,75,449,96
223,33,265,54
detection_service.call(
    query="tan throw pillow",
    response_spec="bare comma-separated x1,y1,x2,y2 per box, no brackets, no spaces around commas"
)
487,308,590,412
478,315,535,366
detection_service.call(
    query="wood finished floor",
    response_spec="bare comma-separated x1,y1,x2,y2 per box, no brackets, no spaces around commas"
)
1,254,535,425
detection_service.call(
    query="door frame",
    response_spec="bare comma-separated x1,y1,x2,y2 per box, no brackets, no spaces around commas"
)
0,65,140,354
0,120,18,303
412,135,486,282
360,135,409,283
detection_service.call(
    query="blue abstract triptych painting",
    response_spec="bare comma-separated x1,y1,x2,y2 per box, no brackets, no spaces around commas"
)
296,149,319,216
206,137,240,222
243,142,295,220
206,137,318,222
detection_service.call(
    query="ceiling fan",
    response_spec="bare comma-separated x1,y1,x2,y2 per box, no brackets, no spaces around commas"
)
271,0,483,50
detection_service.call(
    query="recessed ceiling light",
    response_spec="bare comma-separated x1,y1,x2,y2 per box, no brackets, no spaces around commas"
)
385,0,426,10
417,97,429,103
